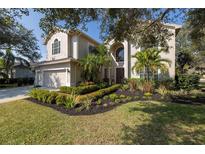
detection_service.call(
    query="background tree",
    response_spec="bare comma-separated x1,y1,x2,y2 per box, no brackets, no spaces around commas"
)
132,48,171,81
36,8,179,51
0,48,30,78
0,9,41,63
176,24,205,74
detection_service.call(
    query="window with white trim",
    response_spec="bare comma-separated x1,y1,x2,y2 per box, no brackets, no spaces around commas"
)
52,39,60,55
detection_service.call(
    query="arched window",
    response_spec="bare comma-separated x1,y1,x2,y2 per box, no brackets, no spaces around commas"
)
52,39,60,55
115,47,124,62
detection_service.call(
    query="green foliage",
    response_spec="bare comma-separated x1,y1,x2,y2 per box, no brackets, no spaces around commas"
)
64,94,76,109
154,78,175,90
60,85,99,95
29,89,50,102
121,84,129,91
81,97,92,111
176,74,200,91
79,81,95,86
143,92,153,99
127,78,138,92
156,85,168,98
47,91,58,104
76,84,121,103
56,94,67,106
79,44,111,82
36,9,174,49
96,99,102,105
0,9,41,63
132,48,171,81
119,94,126,99
109,93,119,102
114,99,121,104
97,82,109,89
142,80,153,93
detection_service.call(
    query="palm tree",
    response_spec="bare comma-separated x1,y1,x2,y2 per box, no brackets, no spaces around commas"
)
79,45,111,82
0,48,30,79
132,48,171,81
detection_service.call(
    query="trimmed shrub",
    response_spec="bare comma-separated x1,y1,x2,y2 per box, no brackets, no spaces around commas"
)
76,84,121,103
0,77,34,86
176,74,200,91
79,81,95,86
60,86,73,94
155,78,175,90
60,85,99,95
109,93,119,102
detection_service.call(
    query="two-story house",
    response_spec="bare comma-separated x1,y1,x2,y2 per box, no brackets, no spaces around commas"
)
33,29,100,88
33,24,181,88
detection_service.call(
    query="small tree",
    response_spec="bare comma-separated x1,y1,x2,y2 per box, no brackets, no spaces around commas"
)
79,45,111,82
132,48,171,81
0,48,30,79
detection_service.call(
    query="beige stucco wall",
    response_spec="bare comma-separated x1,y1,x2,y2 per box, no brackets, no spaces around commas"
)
106,28,177,80
46,32,69,61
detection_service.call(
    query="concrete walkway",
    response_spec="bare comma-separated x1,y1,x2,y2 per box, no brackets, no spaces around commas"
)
0,86,33,104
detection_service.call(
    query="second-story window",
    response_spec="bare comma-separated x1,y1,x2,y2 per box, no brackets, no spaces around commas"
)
116,47,124,62
52,39,60,55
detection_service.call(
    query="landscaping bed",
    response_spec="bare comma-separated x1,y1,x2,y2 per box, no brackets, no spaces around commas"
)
28,77,205,115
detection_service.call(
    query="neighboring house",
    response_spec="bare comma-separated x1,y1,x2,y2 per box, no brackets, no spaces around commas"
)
13,63,34,78
33,24,181,88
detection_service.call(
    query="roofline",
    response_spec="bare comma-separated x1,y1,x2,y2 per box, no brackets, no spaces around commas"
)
31,57,79,67
44,28,101,45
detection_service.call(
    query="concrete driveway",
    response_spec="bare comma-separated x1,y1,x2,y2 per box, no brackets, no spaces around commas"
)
0,86,33,104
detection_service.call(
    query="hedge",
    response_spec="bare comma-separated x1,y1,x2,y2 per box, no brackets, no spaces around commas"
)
60,85,99,95
176,74,200,91
0,77,34,86
29,89,75,109
75,84,121,103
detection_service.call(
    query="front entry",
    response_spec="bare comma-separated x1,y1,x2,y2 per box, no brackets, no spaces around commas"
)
116,68,124,83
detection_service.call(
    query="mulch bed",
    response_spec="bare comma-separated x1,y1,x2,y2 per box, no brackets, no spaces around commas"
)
27,89,205,116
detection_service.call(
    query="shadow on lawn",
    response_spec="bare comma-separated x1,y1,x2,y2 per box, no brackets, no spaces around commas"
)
121,102,205,144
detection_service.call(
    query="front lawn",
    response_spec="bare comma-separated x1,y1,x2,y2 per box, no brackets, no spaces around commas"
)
0,100,205,144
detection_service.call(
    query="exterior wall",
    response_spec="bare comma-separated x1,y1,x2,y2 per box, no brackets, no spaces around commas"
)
78,35,96,59
159,28,176,78
46,32,69,61
13,67,34,78
70,63,82,86
106,28,177,81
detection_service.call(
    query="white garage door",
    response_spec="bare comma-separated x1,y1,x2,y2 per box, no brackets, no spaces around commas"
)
43,70,66,88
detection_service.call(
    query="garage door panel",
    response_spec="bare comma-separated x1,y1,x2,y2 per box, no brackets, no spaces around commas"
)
43,70,66,88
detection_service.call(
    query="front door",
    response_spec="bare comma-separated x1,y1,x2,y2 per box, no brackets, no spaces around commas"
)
116,68,124,83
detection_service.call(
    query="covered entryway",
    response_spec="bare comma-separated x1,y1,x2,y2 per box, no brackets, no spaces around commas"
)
116,67,124,83
43,70,67,88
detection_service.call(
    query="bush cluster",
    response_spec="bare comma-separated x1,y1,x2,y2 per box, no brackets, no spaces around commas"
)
76,84,121,103
60,85,99,95
0,78,34,86
29,89,76,109
176,74,200,91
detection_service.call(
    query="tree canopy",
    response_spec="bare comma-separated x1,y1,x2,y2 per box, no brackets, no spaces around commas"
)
35,8,179,50
0,8,41,62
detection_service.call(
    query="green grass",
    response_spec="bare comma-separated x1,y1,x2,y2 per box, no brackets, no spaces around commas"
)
1,100,205,144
